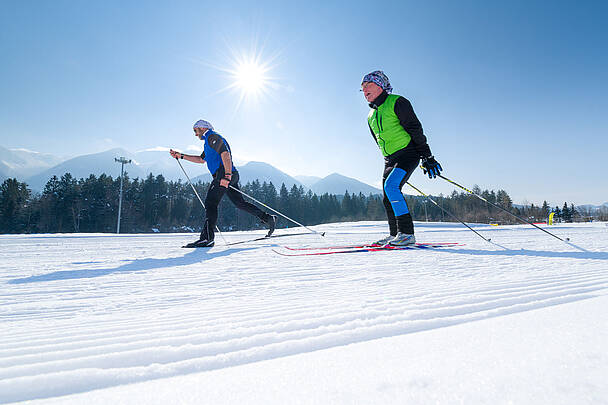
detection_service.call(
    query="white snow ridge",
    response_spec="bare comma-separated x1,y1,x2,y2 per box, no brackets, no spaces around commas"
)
1,221,607,404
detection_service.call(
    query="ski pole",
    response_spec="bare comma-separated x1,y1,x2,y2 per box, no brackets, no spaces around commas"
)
228,185,325,237
405,181,496,245
435,173,570,243
175,158,228,245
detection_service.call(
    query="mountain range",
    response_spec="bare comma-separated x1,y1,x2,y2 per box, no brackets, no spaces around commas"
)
191,162,382,196
0,146,64,180
0,146,382,196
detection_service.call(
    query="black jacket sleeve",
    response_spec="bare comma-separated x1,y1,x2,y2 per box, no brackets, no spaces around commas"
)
394,96,432,158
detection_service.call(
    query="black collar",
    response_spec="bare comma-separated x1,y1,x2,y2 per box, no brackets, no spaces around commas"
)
368,91,389,109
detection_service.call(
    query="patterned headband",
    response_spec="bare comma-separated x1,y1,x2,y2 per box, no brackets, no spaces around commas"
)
362,70,393,94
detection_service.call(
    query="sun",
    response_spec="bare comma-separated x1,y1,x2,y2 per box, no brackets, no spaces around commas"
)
233,59,269,95
213,47,279,112
225,52,274,107
194,43,281,113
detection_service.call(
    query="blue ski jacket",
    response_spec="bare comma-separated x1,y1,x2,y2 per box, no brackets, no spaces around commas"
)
199,130,235,175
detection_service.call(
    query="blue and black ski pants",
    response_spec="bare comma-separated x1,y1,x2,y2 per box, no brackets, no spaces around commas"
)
382,155,420,235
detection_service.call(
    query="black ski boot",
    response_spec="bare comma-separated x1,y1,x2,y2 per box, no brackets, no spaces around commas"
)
183,220,215,248
182,239,215,248
265,214,277,237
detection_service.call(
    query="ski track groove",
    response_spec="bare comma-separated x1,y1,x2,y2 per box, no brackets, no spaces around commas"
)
2,269,605,348
1,277,606,376
1,269,606,352
3,277,604,371
1,223,607,403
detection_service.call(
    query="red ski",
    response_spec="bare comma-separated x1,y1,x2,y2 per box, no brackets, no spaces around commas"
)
283,242,461,251
273,242,463,256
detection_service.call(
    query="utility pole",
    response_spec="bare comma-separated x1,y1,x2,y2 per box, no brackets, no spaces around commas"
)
115,157,132,234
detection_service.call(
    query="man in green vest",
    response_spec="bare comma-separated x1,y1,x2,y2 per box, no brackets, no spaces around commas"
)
361,70,442,246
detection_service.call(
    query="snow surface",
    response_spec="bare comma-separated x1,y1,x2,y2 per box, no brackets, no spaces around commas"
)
1,221,607,404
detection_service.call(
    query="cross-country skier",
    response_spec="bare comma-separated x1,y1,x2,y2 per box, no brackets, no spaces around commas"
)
170,120,276,247
361,70,443,246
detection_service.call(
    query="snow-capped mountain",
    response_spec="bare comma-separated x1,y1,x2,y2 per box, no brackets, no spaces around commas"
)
0,146,65,180
25,148,148,191
189,162,382,196
191,161,304,190
9,147,382,197
22,148,203,192
294,175,323,188
132,148,188,182
238,161,304,190
576,203,608,212
311,173,382,196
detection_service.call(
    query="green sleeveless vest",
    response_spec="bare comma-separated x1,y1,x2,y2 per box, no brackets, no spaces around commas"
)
367,94,411,156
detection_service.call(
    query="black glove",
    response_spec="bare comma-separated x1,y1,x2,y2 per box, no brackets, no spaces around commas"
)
421,156,442,179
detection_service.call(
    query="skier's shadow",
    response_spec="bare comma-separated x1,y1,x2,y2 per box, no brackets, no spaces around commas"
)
433,247,608,260
8,247,257,284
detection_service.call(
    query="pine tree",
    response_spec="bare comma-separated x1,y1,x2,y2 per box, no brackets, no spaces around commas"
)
541,201,550,219
561,202,571,222
39,176,61,232
57,173,80,232
263,181,278,209
0,179,31,233
496,190,512,210
366,195,385,220
570,203,577,222
341,191,353,219
278,183,290,228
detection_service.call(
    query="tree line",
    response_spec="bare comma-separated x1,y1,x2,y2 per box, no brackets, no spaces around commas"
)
1,174,604,234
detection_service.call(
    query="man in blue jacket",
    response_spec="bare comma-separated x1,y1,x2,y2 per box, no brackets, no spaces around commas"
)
170,120,276,247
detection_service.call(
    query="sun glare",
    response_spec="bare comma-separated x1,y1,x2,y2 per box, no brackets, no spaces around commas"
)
233,60,268,94
216,48,279,112
195,41,281,113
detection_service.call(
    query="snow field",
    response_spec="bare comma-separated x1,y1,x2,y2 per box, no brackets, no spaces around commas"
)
1,221,607,403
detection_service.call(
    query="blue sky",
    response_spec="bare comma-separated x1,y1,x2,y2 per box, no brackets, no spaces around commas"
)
1,0,607,205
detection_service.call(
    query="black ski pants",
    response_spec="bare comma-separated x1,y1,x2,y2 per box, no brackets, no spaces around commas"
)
201,170,269,241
